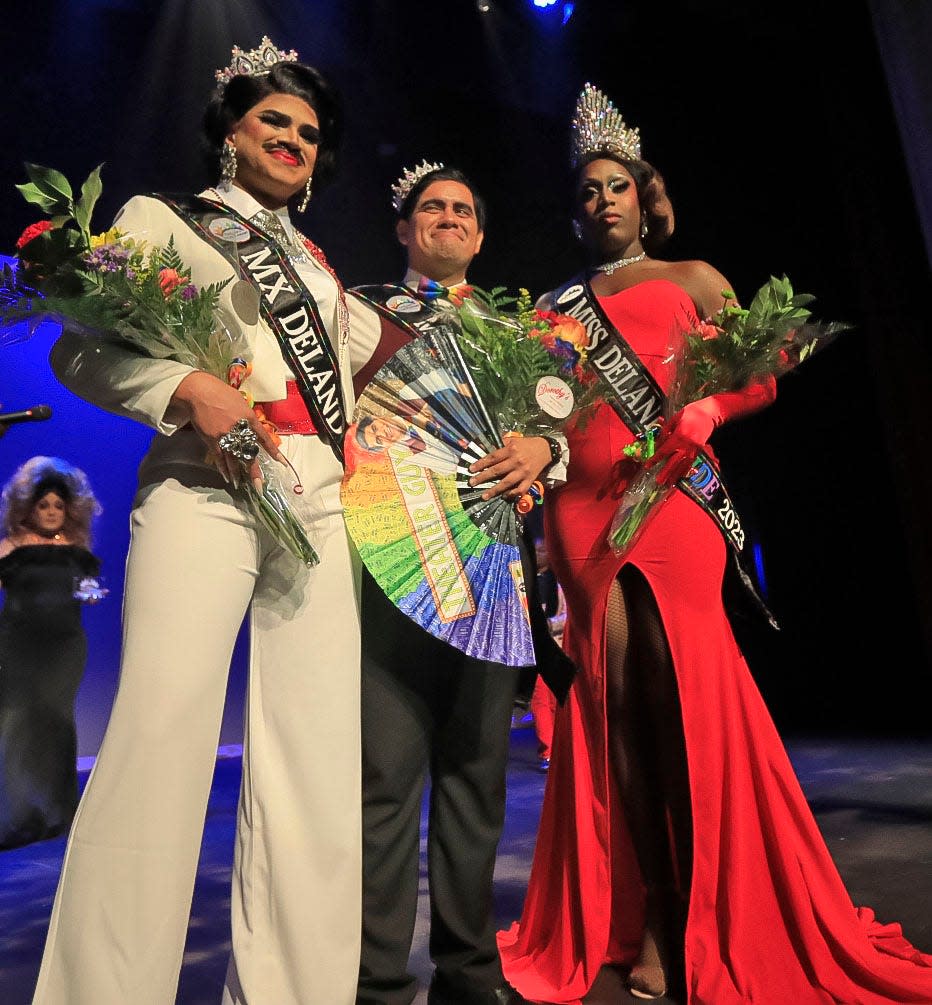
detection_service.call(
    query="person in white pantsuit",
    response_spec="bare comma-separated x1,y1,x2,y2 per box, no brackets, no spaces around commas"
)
32,41,363,1005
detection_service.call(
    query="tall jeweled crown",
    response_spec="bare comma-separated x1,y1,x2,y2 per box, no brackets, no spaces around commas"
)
391,159,445,213
570,82,642,168
214,36,300,89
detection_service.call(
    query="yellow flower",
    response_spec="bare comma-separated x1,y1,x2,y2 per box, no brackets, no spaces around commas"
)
89,227,125,248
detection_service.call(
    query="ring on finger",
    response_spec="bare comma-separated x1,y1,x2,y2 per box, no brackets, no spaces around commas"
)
218,418,260,462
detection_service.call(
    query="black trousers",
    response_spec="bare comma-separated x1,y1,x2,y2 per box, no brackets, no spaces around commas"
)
356,569,522,1005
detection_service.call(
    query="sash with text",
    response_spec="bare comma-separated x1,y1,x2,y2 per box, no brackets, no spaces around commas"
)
155,193,347,462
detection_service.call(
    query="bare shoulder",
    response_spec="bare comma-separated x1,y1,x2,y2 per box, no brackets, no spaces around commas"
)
0,537,14,560
663,259,735,319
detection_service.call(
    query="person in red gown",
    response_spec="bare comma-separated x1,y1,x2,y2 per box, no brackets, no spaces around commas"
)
497,84,932,1005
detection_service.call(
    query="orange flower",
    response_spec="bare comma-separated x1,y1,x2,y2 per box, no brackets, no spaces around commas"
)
158,268,184,297
536,331,559,352
549,314,588,351
695,321,723,341
253,404,282,449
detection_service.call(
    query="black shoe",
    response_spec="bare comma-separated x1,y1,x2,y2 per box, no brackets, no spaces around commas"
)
427,975,529,1004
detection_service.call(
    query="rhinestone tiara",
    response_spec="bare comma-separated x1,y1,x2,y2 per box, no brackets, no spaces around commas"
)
570,82,642,168
214,36,300,89
391,159,445,213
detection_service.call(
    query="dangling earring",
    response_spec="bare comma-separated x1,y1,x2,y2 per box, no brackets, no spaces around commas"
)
297,175,313,213
572,219,584,241
640,214,649,239
220,142,237,183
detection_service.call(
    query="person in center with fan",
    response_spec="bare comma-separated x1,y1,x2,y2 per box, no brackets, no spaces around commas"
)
347,162,576,1005
497,84,932,1005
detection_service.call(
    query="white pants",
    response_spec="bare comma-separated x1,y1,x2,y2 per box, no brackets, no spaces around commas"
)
33,434,362,1004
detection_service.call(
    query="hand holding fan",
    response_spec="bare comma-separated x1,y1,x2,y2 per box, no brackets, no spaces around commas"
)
341,291,603,665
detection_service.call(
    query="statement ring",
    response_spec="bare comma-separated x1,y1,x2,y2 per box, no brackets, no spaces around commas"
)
218,418,260,462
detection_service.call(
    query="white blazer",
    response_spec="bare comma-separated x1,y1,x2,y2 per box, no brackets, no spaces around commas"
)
49,190,360,482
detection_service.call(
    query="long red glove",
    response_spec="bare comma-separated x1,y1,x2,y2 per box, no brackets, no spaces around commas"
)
648,374,776,486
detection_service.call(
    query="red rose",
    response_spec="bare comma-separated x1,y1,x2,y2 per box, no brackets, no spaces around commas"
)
15,220,53,250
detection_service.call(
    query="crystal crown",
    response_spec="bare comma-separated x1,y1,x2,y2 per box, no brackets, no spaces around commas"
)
571,82,641,167
214,36,300,89
391,159,445,213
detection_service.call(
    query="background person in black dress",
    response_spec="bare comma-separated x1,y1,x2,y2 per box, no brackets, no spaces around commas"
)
0,455,102,850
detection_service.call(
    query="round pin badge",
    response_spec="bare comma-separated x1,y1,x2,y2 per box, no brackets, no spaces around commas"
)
556,284,584,305
208,218,252,244
386,295,422,314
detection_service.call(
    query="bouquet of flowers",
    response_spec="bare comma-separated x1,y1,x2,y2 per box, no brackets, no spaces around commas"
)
453,286,604,510
454,287,603,436
455,286,602,433
1,163,319,566
608,274,849,555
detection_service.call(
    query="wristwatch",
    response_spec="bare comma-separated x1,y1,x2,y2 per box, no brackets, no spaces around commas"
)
542,435,563,468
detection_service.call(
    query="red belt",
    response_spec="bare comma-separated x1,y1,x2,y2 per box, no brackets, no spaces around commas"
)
259,381,317,436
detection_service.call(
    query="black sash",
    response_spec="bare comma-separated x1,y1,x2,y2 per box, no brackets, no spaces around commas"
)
153,193,347,463
352,282,503,444
351,283,483,405
549,276,777,628
352,283,455,341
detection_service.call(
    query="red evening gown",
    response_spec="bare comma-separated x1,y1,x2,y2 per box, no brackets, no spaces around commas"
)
498,280,932,1004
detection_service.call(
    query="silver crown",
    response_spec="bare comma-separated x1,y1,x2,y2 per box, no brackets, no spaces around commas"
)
391,159,445,213
570,82,641,167
214,36,300,89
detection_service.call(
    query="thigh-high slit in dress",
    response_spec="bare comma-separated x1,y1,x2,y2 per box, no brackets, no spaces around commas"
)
498,279,932,1004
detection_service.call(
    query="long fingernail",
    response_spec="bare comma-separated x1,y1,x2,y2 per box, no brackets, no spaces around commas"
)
253,476,264,493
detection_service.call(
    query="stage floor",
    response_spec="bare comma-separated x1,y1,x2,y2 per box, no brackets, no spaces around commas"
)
1,729,930,1004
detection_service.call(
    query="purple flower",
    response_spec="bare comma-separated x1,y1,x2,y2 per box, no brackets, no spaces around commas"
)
550,338,579,365
84,244,131,274
181,284,198,301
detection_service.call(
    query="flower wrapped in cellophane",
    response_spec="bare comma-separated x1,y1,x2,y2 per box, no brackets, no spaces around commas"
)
453,286,604,511
608,274,850,555
455,287,603,434
0,163,318,566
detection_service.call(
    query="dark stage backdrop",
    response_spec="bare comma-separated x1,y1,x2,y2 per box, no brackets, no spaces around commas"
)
1,0,930,755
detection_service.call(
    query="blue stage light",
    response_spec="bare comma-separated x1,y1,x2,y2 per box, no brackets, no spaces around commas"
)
753,541,769,597
530,0,573,24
